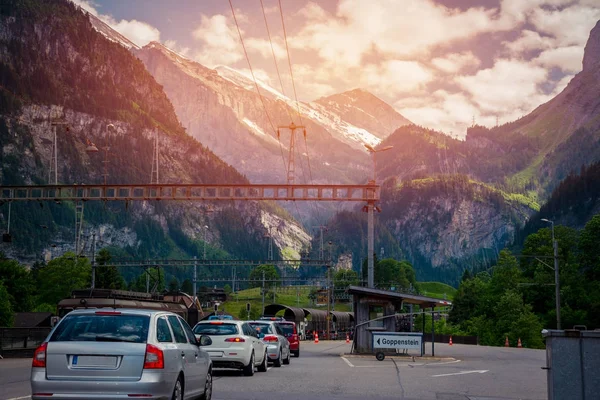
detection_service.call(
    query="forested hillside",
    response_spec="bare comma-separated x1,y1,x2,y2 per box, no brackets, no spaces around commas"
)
0,0,307,284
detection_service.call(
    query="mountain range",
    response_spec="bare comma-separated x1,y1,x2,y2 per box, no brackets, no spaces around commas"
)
0,0,309,285
1,0,599,287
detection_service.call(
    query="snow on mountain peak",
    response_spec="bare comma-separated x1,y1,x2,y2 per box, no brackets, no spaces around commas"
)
86,12,140,50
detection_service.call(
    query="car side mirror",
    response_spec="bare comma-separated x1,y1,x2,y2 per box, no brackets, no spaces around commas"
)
197,335,212,346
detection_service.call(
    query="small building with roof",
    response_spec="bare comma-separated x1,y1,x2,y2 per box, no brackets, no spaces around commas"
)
347,286,451,354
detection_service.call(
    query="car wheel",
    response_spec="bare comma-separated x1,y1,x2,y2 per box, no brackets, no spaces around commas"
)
172,376,183,400
274,349,282,367
243,352,255,376
200,370,212,400
257,351,268,372
293,349,300,357
283,348,290,365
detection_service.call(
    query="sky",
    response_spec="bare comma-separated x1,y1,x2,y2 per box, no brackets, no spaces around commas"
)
73,0,600,137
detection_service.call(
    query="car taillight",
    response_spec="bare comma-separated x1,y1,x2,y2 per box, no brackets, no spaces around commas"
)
292,334,299,342
224,337,245,342
143,344,164,369
95,311,122,315
263,335,279,342
32,342,48,368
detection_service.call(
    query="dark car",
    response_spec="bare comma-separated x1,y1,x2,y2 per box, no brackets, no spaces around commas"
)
276,321,300,357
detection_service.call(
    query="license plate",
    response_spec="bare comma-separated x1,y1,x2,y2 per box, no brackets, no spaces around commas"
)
207,351,224,358
71,355,118,368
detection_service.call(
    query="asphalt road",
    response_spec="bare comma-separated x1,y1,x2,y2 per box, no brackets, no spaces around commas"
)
0,341,547,400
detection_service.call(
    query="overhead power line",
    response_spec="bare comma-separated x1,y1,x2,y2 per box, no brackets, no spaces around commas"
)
228,0,288,179
278,0,303,125
260,0,293,123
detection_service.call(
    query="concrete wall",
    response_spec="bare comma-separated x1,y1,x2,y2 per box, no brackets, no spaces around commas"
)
544,330,600,400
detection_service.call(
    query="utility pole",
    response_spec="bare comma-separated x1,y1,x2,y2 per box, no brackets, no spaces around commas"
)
327,264,331,340
150,129,159,184
262,271,265,317
541,218,561,330
327,240,332,340
232,266,236,294
75,201,84,255
193,256,197,302
146,266,150,293
313,225,326,260
367,201,374,288
91,233,96,289
203,225,209,260
102,124,114,185
49,118,68,185
277,122,306,185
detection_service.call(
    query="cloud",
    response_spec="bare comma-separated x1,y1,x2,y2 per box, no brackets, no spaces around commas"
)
398,91,490,137
456,59,549,115
70,0,160,47
363,61,434,95
534,46,585,73
71,0,98,16
503,30,555,55
245,38,286,60
530,5,600,46
108,19,160,47
431,52,481,74
164,40,190,57
291,0,503,68
192,14,243,67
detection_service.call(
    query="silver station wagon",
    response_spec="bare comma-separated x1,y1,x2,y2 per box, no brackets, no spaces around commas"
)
30,309,213,400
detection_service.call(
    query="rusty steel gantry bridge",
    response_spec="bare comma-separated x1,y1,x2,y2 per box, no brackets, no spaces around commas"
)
0,182,381,288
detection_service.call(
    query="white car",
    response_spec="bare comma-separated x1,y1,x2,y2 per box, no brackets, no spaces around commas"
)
249,321,291,367
193,320,267,376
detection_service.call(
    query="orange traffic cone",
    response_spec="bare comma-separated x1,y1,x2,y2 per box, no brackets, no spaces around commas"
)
346,333,350,344
505,336,509,347
314,332,319,344
517,338,523,348
449,336,453,346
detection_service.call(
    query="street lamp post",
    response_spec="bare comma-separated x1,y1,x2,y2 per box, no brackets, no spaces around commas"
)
203,225,209,260
541,218,561,330
364,144,393,183
363,144,392,288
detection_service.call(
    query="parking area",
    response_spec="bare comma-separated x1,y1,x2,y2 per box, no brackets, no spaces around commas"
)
1,341,547,400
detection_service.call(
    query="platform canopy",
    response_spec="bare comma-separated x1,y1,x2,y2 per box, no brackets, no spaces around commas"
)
347,286,451,308
262,304,306,324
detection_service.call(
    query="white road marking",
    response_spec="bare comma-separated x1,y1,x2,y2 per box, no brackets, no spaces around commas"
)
425,359,462,366
267,367,272,371
7,396,31,400
432,370,489,377
341,357,355,367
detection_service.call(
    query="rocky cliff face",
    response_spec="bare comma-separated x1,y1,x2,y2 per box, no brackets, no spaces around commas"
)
583,21,600,72
133,41,409,184
314,89,411,140
0,0,310,271
383,182,530,277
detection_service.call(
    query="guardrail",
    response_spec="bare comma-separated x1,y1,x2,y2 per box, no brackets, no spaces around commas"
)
0,328,52,358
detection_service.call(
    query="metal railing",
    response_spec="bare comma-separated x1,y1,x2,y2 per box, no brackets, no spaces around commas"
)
0,328,51,357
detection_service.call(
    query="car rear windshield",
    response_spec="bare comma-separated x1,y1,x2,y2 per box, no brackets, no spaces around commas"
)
277,323,295,336
50,313,150,343
248,323,271,336
194,323,239,335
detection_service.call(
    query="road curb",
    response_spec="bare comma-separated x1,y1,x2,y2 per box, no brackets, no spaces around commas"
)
340,353,456,362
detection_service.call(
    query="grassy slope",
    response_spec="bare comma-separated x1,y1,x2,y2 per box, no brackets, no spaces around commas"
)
219,286,351,317
415,282,457,301
219,281,454,316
